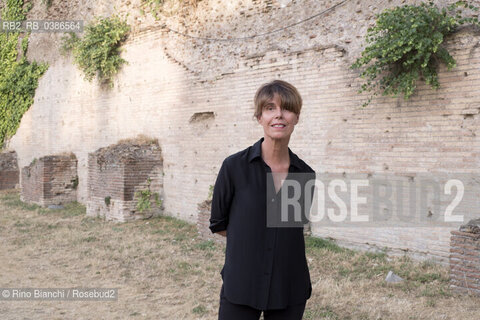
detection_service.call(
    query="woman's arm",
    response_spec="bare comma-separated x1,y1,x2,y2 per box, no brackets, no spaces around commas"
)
209,159,234,234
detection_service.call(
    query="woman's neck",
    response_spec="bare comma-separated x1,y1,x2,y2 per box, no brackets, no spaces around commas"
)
261,136,290,167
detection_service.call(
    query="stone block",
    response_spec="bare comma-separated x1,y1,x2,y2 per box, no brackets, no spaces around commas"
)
86,138,163,222
20,153,78,206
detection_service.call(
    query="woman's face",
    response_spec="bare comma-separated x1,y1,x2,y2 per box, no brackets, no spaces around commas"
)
257,93,299,141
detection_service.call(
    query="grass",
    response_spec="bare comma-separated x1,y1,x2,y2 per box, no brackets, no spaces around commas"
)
194,239,216,251
304,305,340,320
192,304,207,315
305,234,356,254
0,188,478,319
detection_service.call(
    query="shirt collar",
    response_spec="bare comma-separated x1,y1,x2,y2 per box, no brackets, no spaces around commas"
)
248,137,303,169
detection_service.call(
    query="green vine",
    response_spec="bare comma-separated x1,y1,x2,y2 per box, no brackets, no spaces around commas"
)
41,0,52,9
350,1,480,107
135,178,162,213
207,184,214,201
0,0,48,150
71,175,79,189
141,0,199,19
61,15,130,88
141,0,164,19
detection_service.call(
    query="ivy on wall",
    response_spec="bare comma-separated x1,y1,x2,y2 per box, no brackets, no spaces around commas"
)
0,0,48,150
140,0,200,19
135,178,162,214
41,0,52,9
60,15,130,88
350,1,480,107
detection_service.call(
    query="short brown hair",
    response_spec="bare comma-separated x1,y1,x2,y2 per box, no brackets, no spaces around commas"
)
253,80,302,119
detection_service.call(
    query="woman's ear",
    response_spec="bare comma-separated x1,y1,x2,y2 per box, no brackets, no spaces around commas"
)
294,113,300,125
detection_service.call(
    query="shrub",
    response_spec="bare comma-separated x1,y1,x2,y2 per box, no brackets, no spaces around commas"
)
61,15,130,88
0,0,48,149
350,1,480,107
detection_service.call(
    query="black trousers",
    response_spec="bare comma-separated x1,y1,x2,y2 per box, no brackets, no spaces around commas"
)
218,284,307,320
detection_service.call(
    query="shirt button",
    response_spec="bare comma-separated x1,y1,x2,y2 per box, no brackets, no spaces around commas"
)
271,198,275,202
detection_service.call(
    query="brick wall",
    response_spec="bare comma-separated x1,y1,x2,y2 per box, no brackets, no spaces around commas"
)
450,230,480,296
86,139,163,222
20,153,77,206
0,151,19,190
6,0,480,264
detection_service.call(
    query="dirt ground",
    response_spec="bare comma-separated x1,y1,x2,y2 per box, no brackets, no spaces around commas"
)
0,188,479,319
0,189,226,319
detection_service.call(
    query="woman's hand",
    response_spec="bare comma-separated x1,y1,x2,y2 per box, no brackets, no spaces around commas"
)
217,230,227,237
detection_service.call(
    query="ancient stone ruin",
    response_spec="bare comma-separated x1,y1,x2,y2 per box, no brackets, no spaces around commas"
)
20,153,78,207
87,137,163,222
449,219,480,296
0,151,19,190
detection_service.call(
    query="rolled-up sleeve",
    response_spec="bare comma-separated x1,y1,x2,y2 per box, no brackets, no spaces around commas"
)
305,170,316,224
209,158,234,233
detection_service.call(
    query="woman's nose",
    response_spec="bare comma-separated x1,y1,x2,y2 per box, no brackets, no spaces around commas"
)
274,107,283,118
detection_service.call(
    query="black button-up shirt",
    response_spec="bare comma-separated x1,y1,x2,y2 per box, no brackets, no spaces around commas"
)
209,137,315,310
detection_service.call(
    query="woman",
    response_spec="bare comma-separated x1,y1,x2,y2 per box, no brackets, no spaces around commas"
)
209,80,315,320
